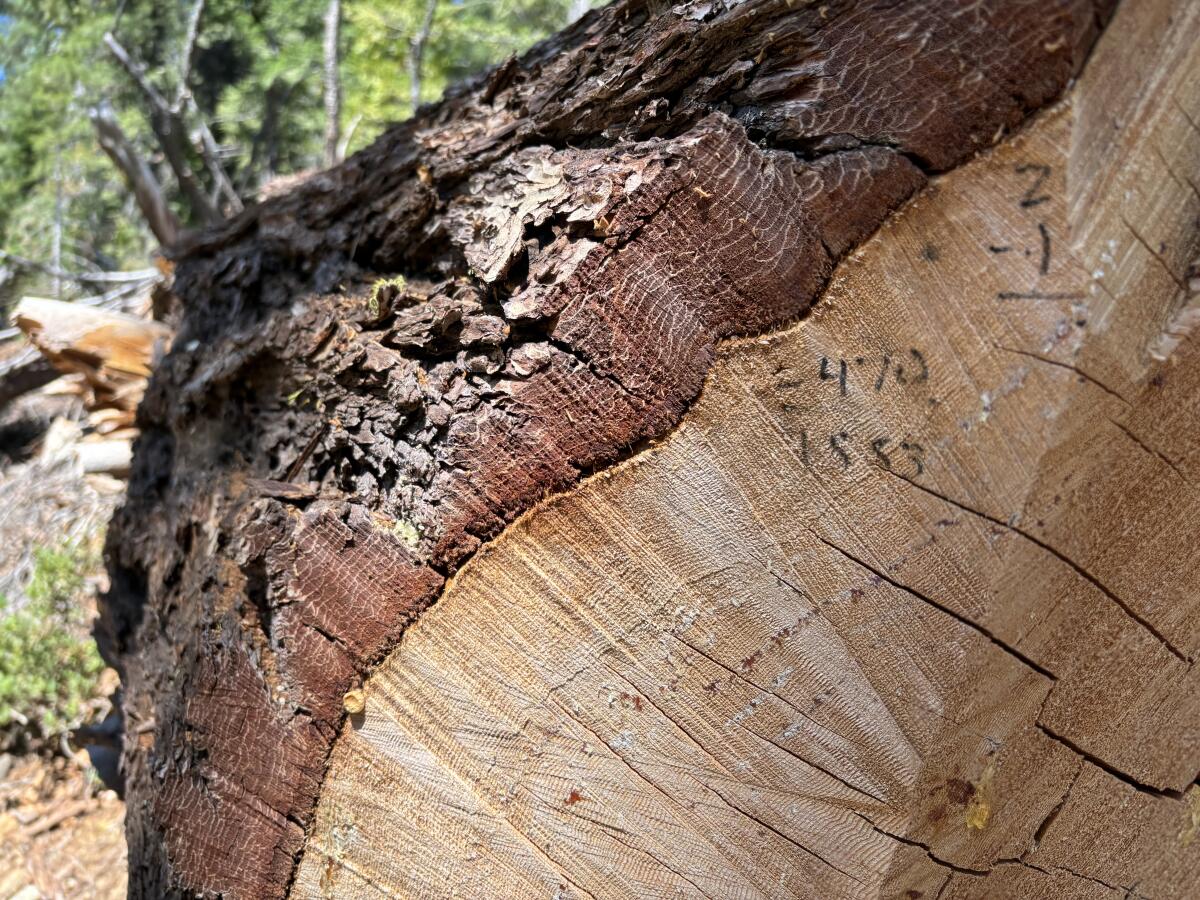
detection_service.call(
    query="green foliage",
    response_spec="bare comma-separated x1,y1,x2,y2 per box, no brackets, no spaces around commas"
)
342,0,595,152
0,543,106,742
0,1,170,316
27,543,89,608
0,0,600,316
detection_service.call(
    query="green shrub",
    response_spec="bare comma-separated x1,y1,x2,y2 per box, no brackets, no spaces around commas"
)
27,543,89,612
0,543,106,742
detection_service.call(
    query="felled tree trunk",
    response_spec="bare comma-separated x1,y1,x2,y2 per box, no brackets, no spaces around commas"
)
100,0,1200,897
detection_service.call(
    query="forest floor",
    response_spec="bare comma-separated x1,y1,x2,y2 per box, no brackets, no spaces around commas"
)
0,384,128,900
0,754,126,899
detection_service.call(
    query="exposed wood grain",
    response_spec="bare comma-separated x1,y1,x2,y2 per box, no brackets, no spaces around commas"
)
96,0,1135,896
13,297,171,424
14,298,170,381
297,1,1200,896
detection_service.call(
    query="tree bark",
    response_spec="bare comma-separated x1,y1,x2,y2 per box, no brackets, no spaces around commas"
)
100,1,1200,898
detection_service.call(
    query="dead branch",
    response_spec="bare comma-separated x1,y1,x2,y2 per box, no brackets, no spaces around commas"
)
187,101,244,214
336,112,362,162
176,0,206,105
0,249,159,286
88,104,183,248
172,0,244,214
103,31,222,226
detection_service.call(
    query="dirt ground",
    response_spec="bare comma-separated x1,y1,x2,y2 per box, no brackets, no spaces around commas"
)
0,388,129,899
0,753,126,899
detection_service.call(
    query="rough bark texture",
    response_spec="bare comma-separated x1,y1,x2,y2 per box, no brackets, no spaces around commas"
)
100,1,1118,896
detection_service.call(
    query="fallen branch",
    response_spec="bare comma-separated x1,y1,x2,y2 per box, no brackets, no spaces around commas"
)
0,249,160,286
22,799,94,838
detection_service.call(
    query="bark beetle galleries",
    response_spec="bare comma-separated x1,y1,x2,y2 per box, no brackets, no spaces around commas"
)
99,1,1116,896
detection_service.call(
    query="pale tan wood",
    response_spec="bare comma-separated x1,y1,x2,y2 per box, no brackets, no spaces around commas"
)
13,295,172,436
296,1,1200,896
13,297,170,380
74,439,133,476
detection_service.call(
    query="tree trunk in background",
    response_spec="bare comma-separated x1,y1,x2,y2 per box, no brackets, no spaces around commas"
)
51,152,63,300
101,1,1200,897
407,0,436,115
322,0,342,168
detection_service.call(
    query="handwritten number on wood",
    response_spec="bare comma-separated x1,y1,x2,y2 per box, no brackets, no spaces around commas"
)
901,440,925,475
996,165,1069,298
874,355,891,392
1015,163,1051,208
819,356,848,396
894,349,929,385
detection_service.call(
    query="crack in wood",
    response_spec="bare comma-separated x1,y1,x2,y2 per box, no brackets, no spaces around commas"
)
887,471,1190,664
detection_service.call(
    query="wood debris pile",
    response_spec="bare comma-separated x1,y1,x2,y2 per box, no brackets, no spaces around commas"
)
0,286,164,897
12,297,171,470
1,285,171,479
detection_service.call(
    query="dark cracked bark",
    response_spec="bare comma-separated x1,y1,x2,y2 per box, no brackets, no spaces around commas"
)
99,0,1117,896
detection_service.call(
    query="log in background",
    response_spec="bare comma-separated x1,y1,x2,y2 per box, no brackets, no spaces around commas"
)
99,0,1200,896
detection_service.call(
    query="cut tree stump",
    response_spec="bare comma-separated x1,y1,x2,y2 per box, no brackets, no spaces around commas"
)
100,0,1200,897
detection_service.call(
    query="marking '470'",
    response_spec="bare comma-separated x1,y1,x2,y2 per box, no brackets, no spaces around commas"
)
775,349,929,397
